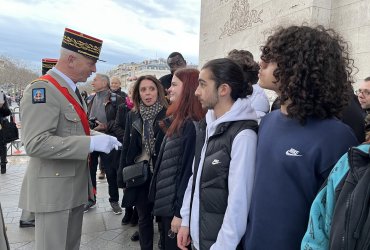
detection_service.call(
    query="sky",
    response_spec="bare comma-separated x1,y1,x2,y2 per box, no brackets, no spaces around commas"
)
0,0,201,74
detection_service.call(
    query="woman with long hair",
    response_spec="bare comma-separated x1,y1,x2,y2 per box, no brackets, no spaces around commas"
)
115,81,139,226
118,75,168,250
149,68,206,249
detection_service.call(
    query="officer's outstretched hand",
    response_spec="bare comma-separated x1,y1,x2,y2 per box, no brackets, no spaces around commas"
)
90,134,122,154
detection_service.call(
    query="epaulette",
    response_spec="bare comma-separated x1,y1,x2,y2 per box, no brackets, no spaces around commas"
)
30,78,48,85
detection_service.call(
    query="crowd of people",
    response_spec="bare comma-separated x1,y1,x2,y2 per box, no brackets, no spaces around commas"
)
1,23,370,250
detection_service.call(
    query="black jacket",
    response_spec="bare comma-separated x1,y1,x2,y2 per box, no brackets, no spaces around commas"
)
342,94,365,143
87,90,124,138
0,97,11,119
111,88,127,100
0,96,11,144
329,146,370,250
192,120,258,250
113,103,131,143
159,74,173,90
149,120,196,218
118,108,166,206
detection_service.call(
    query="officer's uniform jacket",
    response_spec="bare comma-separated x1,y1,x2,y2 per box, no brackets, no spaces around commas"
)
18,70,94,213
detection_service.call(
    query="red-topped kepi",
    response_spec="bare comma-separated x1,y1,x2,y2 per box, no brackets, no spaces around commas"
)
61,28,104,61
41,58,58,75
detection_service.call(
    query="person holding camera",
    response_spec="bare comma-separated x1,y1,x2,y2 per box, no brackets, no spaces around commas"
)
85,73,125,214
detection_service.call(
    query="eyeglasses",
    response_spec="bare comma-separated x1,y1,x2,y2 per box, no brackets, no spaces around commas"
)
355,89,370,96
168,229,176,239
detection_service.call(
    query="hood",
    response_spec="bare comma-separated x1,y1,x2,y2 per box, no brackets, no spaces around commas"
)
205,98,257,137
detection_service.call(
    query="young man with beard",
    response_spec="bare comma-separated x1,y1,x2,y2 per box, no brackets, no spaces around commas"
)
177,58,258,250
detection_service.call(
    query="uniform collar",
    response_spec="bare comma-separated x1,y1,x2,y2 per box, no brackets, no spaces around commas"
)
50,67,76,91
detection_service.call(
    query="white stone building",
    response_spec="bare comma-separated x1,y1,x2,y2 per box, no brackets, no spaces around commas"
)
200,0,370,94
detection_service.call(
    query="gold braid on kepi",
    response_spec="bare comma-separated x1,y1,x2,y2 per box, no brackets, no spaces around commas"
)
42,58,58,75
61,28,105,62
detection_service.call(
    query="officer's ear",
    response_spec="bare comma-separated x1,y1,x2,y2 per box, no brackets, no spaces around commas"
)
67,54,77,66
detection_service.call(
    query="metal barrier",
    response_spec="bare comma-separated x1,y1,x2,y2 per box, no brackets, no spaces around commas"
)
7,106,25,156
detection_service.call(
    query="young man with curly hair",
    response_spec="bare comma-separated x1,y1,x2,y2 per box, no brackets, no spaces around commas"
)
243,25,359,250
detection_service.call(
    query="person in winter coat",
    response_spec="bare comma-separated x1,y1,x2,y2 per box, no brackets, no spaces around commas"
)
114,81,139,227
117,75,168,250
149,68,206,249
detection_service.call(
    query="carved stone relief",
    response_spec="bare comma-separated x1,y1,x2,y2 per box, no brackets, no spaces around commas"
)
219,0,263,39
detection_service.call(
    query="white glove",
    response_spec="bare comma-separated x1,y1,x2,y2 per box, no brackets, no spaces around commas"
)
90,134,122,154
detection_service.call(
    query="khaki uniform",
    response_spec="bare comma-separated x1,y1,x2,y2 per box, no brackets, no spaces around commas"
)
18,70,94,249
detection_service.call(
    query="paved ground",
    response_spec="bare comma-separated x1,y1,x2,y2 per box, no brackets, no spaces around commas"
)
0,156,160,250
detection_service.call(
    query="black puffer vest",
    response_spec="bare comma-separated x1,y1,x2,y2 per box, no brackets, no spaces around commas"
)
151,132,184,216
192,120,258,250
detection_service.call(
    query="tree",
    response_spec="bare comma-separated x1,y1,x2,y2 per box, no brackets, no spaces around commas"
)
0,55,38,95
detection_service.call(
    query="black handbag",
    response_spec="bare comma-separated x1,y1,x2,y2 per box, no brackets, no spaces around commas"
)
122,160,150,188
1,116,19,143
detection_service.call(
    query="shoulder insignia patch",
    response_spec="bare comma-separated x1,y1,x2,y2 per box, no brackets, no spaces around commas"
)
32,88,46,103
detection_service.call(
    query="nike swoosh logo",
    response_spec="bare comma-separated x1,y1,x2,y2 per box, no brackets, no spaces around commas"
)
212,159,221,165
285,151,302,156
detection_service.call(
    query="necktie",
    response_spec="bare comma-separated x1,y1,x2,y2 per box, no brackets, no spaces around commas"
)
75,87,83,105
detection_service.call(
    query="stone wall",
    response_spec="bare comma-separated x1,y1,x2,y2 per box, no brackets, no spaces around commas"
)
200,0,370,88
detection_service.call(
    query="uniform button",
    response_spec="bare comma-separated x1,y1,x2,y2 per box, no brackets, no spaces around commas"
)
66,148,70,151
55,173,60,176
51,146,55,150
74,118,77,122
57,153,61,156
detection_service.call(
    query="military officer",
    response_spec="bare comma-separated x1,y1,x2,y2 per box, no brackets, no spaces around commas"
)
18,28,121,250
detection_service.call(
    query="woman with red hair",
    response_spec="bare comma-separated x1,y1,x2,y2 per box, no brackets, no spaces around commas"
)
149,68,206,249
